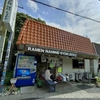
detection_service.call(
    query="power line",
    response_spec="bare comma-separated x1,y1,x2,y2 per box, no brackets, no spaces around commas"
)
31,0,100,23
18,0,24,9
18,6,24,9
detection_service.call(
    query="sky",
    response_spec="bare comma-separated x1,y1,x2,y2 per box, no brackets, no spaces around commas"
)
1,0,100,44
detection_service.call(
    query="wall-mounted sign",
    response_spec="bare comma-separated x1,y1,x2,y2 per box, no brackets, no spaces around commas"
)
27,46,77,57
3,0,18,32
28,47,44,53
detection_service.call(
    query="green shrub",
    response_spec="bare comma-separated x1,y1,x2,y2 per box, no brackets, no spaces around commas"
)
4,70,13,86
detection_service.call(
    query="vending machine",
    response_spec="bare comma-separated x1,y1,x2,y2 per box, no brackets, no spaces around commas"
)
14,54,37,87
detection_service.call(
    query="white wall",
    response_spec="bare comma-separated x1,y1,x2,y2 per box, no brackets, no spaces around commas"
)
62,57,98,75
90,60,94,74
93,59,98,75
84,59,98,75
62,57,84,75
84,59,90,72
62,57,72,74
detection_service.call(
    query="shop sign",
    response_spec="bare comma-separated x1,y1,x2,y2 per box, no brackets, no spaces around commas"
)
3,0,18,32
27,47,77,57
28,47,44,52
45,50,59,55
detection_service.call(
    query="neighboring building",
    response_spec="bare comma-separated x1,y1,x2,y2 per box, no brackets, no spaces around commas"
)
15,19,99,82
93,43,100,58
93,42,100,72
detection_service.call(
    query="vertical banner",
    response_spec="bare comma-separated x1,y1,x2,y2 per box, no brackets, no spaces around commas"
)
3,0,18,32
0,0,18,85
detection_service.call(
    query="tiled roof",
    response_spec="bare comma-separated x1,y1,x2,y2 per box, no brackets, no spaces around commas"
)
16,19,96,54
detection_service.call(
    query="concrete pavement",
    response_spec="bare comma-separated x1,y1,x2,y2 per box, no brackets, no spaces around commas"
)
0,82,100,100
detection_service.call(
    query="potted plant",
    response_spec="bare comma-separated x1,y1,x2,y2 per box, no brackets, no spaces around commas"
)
95,76,100,87
36,77,45,88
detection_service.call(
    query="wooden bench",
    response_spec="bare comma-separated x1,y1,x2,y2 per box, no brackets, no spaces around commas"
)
41,74,56,92
46,80,56,92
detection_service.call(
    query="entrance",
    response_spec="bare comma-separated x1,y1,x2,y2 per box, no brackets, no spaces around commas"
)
36,55,60,80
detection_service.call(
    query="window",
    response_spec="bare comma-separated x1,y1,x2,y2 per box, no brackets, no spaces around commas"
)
73,59,84,69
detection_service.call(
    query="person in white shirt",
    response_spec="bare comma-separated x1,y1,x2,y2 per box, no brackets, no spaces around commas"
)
45,67,52,81
44,67,57,83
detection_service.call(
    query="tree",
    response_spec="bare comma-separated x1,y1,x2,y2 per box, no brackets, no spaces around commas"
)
1,12,46,69
14,12,46,46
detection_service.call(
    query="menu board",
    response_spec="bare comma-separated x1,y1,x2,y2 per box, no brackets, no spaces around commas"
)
17,55,35,68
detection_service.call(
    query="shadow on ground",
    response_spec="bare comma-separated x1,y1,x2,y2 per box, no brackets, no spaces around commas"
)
35,81,100,94
21,98,100,100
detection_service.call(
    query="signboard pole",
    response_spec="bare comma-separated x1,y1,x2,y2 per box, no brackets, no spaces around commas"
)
0,27,7,63
0,0,9,92
0,0,7,63
0,0,18,91
0,32,14,85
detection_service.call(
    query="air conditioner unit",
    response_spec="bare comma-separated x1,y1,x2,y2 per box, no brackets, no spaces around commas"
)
78,73,83,80
67,73,75,81
84,72,88,79
75,73,79,81
84,72,92,79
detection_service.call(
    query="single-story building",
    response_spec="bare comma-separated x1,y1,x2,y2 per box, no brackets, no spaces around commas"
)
15,19,99,86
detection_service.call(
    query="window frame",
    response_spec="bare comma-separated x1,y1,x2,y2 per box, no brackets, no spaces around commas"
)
73,59,84,69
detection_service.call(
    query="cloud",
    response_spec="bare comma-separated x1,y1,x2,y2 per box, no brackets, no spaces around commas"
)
27,0,38,12
47,0,100,44
47,0,68,7
47,21,62,29
42,11,48,14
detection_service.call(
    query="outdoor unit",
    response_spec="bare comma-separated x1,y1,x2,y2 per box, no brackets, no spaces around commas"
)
67,73,75,81
78,73,83,80
75,73,79,82
75,73,83,81
84,72,92,79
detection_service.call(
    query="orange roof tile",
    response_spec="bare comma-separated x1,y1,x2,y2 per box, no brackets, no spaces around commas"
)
16,19,96,54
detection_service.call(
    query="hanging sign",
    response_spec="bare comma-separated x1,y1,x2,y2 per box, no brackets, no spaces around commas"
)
58,67,62,73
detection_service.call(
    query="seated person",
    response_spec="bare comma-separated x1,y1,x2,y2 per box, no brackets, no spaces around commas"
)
44,67,57,83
